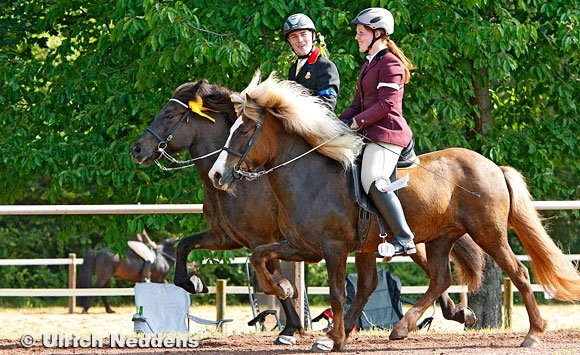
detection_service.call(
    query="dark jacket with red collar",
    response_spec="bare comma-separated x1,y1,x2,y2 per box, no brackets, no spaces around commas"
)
288,47,340,111
339,48,412,147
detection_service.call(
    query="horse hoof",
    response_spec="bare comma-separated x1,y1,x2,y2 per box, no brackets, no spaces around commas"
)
106,309,116,314
274,335,296,345
278,279,296,299
521,334,542,347
389,327,408,341
189,275,205,293
311,336,333,352
462,306,477,325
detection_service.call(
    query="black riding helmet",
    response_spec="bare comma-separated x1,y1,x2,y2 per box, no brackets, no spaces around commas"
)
283,13,317,59
283,13,316,38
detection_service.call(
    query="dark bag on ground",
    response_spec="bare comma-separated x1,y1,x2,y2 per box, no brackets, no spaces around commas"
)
345,268,404,330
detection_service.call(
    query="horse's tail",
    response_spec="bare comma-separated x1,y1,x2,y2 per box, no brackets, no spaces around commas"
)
78,250,97,288
450,235,485,292
502,166,580,301
77,250,97,309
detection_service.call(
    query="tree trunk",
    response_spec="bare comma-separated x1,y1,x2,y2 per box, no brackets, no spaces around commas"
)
467,69,493,139
466,70,503,329
466,254,503,329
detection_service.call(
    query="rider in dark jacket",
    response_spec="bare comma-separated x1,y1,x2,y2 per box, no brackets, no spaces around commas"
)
284,13,340,111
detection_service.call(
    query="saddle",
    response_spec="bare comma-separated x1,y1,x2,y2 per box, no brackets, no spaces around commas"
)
350,139,418,252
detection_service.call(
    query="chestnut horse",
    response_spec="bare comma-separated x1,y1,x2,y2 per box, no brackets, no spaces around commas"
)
130,79,484,345
209,71,580,351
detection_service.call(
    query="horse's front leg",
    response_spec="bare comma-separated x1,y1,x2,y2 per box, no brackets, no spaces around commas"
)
344,252,377,338
391,239,455,340
266,259,305,342
174,229,242,294
250,241,313,300
314,248,349,352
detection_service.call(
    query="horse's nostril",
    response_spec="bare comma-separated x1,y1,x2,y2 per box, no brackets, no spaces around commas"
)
132,145,141,154
213,172,222,184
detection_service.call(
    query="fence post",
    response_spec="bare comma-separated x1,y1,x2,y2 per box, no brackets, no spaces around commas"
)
216,279,227,332
503,277,513,328
295,261,305,328
68,253,77,314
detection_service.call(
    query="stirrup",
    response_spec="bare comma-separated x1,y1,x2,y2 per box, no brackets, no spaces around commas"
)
378,241,395,257
393,240,416,255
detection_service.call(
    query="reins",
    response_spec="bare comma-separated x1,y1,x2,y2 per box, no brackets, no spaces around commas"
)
148,96,481,197
234,131,347,181
154,148,221,171
229,115,482,197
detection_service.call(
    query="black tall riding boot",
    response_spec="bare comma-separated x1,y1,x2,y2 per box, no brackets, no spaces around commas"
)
142,261,152,283
368,182,416,256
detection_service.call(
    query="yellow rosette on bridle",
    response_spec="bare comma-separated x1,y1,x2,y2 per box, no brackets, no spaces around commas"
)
189,96,218,122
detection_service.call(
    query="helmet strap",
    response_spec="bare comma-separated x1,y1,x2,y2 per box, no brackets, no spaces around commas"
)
365,30,383,54
297,47,313,59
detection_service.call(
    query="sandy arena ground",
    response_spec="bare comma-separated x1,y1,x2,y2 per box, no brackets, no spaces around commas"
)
1,303,579,354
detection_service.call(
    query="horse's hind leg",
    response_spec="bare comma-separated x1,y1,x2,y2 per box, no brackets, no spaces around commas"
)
409,240,476,325
93,275,115,313
391,238,456,340
474,234,546,347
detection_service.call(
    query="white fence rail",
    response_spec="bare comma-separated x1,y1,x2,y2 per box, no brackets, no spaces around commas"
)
1,255,579,297
1,201,578,311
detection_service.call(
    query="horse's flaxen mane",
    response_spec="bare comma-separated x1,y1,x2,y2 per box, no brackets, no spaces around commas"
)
174,80,237,123
231,70,363,169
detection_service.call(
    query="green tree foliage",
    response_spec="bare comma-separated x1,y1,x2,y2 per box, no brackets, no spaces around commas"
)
1,0,579,300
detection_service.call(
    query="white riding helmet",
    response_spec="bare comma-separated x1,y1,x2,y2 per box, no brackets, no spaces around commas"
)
351,7,394,35
283,13,316,38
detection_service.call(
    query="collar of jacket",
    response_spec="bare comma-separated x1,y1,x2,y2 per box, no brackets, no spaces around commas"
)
307,47,321,65
367,48,389,63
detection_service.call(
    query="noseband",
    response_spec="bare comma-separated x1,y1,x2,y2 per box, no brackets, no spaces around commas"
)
222,113,264,181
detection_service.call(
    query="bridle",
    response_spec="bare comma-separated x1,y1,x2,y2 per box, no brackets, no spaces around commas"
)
147,98,190,151
221,112,265,180
223,111,345,181
146,98,221,171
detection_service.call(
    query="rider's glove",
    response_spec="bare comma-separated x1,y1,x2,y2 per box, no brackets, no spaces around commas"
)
342,117,359,130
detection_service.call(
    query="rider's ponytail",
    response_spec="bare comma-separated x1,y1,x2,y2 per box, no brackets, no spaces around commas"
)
386,38,414,84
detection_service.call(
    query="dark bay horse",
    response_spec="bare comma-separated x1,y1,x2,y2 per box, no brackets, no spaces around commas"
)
208,71,580,351
130,79,484,345
77,238,177,313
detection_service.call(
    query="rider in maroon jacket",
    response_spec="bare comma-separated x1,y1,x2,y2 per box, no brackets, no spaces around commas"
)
284,13,340,111
339,8,416,257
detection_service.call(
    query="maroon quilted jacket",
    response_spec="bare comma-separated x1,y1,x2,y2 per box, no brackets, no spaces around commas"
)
339,48,412,147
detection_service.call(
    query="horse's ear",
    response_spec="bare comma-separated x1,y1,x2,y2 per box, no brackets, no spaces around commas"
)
246,93,253,101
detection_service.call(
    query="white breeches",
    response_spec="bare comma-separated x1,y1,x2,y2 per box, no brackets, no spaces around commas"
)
127,241,156,263
361,142,404,194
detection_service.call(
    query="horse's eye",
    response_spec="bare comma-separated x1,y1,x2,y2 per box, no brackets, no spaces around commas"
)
240,124,254,135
